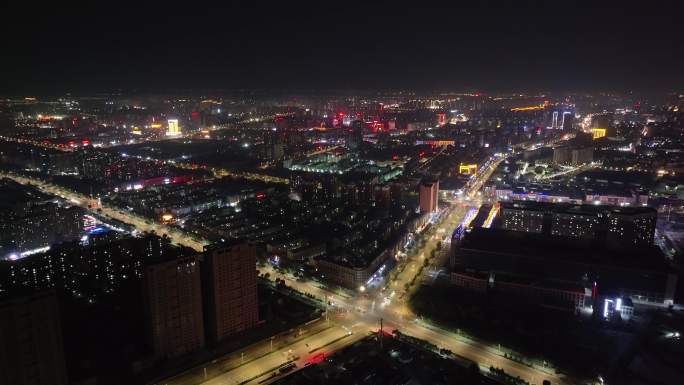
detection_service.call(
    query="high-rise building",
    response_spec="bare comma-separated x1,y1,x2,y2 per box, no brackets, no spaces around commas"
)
143,254,205,358
262,132,285,160
166,118,181,136
0,289,68,385
348,121,364,150
419,180,439,214
203,241,258,344
551,111,559,129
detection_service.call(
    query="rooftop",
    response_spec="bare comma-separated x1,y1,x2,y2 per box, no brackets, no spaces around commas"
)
499,200,657,217
460,227,670,274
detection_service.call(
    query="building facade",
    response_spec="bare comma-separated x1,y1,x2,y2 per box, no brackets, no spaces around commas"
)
203,242,259,344
144,254,205,358
419,180,439,214
0,290,68,385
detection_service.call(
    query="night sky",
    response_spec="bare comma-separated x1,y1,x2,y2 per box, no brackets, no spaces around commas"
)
1,2,683,95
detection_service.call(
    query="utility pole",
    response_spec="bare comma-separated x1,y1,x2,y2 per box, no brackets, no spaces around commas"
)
325,293,329,322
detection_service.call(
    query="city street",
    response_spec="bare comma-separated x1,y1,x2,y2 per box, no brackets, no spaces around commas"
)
0,171,208,252
1,155,574,385
160,319,367,385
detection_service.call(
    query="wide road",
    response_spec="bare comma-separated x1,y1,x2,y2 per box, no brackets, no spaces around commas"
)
0,171,208,251
161,320,368,385
256,155,573,385
3,151,574,384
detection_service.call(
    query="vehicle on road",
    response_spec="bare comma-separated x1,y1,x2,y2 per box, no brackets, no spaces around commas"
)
278,362,297,374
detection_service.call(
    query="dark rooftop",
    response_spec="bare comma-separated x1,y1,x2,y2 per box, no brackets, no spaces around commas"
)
460,227,670,274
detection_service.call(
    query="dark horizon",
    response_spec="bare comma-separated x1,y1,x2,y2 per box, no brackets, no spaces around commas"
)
2,2,683,95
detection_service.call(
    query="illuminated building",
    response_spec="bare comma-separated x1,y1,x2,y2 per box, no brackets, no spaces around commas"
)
497,201,656,246
499,202,545,233
0,180,84,256
166,118,181,136
436,112,446,126
458,163,478,175
143,254,205,358
551,210,600,239
592,128,606,139
0,235,186,297
415,140,455,146
315,213,426,289
551,111,559,129
419,180,439,213
203,241,259,344
510,105,544,112
606,209,657,247
262,132,285,160
0,289,68,385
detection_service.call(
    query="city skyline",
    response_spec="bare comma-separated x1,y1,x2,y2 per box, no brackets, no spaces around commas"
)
2,3,684,385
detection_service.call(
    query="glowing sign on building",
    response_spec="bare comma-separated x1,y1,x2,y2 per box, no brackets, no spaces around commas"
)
459,163,478,175
166,119,181,136
592,128,607,140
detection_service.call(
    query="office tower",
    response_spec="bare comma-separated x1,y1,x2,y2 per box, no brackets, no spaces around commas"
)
203,241,258,344
166,118,181,136
0,289,68,385
348,120,364,150
262,132,285,160
143,254,205,358
552,111,559,129
419,180,439,214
